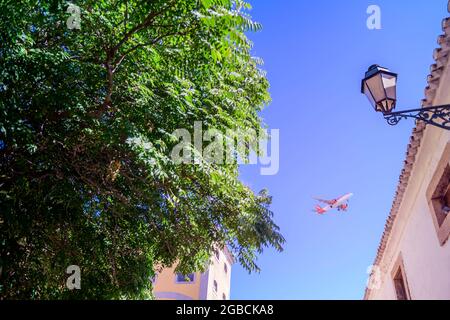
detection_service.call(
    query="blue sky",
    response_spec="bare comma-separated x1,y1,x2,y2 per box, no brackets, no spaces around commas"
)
231,0,448,300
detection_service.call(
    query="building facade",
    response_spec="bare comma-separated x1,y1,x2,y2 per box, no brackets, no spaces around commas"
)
153,247,233,300
365,3,450,300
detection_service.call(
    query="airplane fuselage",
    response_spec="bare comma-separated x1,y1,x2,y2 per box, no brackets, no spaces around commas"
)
330,193,353,209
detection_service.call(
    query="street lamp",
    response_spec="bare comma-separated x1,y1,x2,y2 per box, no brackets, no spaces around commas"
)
361,64,450,130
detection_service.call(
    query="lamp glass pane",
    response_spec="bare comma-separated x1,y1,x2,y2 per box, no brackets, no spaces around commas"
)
363,82,377,109
382,73,397,101
365,73,386,104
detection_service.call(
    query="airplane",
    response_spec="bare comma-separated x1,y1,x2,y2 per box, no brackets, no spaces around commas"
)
313,193,354,215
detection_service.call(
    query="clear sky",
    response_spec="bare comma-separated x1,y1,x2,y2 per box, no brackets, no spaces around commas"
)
231,0,449,300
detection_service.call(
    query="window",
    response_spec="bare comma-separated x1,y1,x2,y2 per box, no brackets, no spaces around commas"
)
214,249,220,261
391,254,410,300
222,293,227,300
224,263,228,274
213,280,218,292
430,165,450,227
427,143,450,246
150,274,158,284
393,269,408,300
176,273,194,283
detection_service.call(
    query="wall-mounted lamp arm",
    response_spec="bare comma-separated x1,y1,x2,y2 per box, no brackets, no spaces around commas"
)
384,104,450,130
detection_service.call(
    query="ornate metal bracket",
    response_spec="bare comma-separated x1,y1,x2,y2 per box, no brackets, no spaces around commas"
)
384,104,450,130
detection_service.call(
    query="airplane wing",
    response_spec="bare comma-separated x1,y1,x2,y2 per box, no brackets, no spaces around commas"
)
314,198,335,205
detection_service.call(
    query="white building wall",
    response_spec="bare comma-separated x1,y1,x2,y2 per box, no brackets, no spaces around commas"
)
205,249,232,300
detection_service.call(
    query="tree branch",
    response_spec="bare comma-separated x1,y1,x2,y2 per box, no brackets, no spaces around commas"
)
112,25,199,73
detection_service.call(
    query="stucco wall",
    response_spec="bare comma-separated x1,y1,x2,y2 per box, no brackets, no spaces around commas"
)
153,265,201,300
153,247,233,300
204,249,232,300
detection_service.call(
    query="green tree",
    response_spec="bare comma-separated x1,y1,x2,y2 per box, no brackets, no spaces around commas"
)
0,0,284,299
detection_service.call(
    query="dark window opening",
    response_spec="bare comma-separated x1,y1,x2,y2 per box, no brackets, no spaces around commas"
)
214,249,220,260
176,273,194,283
431,165,450,227
393,268,409,300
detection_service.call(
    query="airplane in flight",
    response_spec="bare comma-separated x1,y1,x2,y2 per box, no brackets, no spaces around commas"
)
313,193,354,215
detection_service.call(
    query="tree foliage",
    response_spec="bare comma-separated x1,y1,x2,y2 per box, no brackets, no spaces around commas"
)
0,0,284,299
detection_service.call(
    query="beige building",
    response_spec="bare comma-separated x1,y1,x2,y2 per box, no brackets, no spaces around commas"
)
365,3,450,300
153,247,233,300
